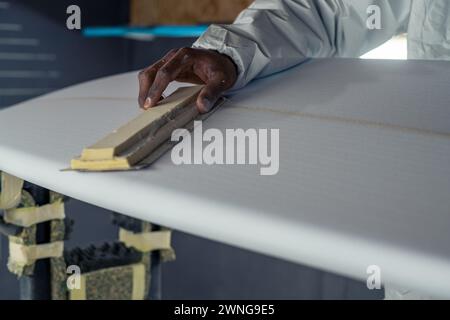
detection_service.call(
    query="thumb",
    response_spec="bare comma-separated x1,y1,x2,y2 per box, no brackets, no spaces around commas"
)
196,82,224,113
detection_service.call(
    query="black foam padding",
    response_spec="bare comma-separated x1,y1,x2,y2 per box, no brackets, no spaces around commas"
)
110,212,143,232
63,218,74,241
0,215,23,236
64,241,142,273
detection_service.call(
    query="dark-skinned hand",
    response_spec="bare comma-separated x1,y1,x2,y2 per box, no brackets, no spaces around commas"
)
138,48,238,113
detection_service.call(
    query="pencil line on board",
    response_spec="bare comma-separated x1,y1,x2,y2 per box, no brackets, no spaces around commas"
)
234,105,450,140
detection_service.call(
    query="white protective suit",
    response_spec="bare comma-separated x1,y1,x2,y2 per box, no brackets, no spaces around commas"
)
193,0,450,89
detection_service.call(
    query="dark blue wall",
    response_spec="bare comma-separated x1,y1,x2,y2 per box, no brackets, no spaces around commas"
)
0,0,383,300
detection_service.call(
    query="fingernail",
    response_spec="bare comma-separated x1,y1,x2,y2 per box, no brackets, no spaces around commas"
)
144,97,151,109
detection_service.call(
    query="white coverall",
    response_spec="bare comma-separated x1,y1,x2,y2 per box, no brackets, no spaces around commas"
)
193,0,450,89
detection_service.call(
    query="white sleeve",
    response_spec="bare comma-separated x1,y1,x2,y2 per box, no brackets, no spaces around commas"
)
193,0,412,89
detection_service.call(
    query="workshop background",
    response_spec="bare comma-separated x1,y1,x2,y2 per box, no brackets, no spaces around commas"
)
0,0,383,299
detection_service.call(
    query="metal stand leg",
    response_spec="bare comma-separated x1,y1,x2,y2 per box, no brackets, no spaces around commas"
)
149,224,162,300
19,183,51,300
111,213,172,300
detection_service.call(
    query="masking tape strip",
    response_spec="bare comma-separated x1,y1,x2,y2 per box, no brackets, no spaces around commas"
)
4,201,65,227
9,241,64,266
0,172,24,210
119,228,172,253
132,263,146,300
69,274,86,300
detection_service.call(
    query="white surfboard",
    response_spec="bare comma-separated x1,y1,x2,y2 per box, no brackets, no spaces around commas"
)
1,58,450,297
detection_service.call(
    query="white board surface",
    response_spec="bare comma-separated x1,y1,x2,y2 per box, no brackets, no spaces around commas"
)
1,58,450,297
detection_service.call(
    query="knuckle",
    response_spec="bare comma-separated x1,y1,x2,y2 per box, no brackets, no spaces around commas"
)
179,47,192,58
138,69,147,79
138,67,153,79
157,67,171,81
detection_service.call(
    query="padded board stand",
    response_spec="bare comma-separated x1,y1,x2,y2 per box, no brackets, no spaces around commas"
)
0,172,68,300
0,171,174,300
70,85,223,171
64,216,174,300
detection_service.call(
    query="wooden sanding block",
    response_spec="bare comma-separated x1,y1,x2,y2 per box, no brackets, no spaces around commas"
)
70,86,203,171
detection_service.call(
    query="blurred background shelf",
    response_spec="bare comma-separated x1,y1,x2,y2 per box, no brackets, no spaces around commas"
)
83,25,209,40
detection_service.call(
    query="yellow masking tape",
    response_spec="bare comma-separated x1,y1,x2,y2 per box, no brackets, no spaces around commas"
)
9,241,64,266
119,228,172,253
69,275,87,300
132,263,146,300
0,172,24,210
4,202,65,227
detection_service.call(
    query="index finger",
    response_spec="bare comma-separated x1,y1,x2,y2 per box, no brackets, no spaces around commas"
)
144,48,194,109
138,49,177,109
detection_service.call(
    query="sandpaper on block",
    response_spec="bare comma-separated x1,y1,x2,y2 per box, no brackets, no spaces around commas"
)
69,86,224,171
